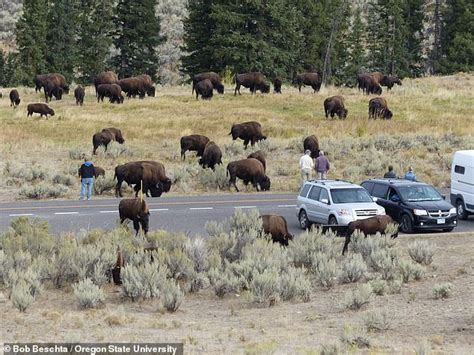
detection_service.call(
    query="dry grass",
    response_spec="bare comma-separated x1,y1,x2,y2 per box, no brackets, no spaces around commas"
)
0,73,473,200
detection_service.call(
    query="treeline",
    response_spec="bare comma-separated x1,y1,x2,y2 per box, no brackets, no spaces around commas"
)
0,0,472,88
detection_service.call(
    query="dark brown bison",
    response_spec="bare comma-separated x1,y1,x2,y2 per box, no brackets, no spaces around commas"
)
273,78,282,94
369,97,393,119
114,161,171,198
27,103,55,118
247,150,266,171
324,95,348,119
227,158,270,192
92,127,125,155
111,248,125,285
137,74,155,97
74,86,85,106
199,141,222,170
195,79,214,100
380,75,402,91
34,74,49,92
234,72,270,95
9,89,20,108
261,215,293,246
118,76,154,98
294,73,322,93
97,83,124,104
192,72,224,94
229,121,266,149
119,198,150,236
94,71,119,96
35,73,69,93
342,215,398,255
357,74,382,95
303,135,319,159
43,78,64,102
180,134,210,160
94,166,105,178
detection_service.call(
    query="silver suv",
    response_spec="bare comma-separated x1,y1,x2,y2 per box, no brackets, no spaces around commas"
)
296,180,386,229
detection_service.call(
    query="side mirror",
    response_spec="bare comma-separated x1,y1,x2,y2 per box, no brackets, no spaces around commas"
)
442,195,446,200
372,197,378,202
321,198,329,204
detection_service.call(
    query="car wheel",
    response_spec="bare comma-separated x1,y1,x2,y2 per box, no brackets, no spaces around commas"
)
328,215,338,225
299,210,310,230
400,214,413,233
456,199,469,220
443,228,454,232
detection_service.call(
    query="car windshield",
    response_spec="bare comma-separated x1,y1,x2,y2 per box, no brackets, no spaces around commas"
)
330,188,373,203
398,185,442,202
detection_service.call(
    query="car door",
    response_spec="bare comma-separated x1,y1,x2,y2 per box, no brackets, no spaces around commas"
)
306,186,322,222
383,187,402,221
372,183,389,208
316,188,331,222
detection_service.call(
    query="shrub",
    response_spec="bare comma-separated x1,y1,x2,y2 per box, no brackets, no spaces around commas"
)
368,249,399,280
50,239,78,288
369,279,387,296
187,271,209,293
433,283,453,299
311,253,340,289
73,244,116,285
388,279,403,294
184,237,207,272
363,310,392,332
340,253,367,283
279,267,311,302
288,229,338,268
340,324,371,348
52,174,76,186
319,344,340,355
342,284,373,310
121,264,143,301
102,142,134,158
162,280,184,312
408,241,434,265
399,260,425,283
11,279,35,312
224,142,243,158
19,184,68,199
198,165,228,190
73,278,106,308
250,270,281,306
7,267,42,298
4,163,49,182
93,176,116,195
165,249,194,280
69,148,85,160
208,268,241,298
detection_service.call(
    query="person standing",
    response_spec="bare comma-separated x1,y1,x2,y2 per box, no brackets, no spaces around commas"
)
315,151,330,180
404,166,417,181
384,165,397,178
299,150,314,183
78,157,95,200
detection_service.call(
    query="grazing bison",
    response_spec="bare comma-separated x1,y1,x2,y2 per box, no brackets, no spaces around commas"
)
27,103,55,118
34,74,49,92
303,135,319,159
118,76,154,98
97,83,124,104
324,95,348,119
227,158,270,192
195,79,214,100
199,141,222,170
342,215,398,255
9,89,20,108
74,86,85,106
43,78,64,102
119,198,150,236
94,71,119,96
357,74,382,95
380,75,402,91
369,97,393,119
192,72,224,94
35,73,69,94
94,166,105,178
180,135,210,160
261,215,293,246
229,121,266,149
294,73,322,93
247,150,266,171
234,72,270,95
273,78,282,94
92,127,125,155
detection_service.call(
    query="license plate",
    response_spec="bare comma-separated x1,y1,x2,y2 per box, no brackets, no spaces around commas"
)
437,218,446,224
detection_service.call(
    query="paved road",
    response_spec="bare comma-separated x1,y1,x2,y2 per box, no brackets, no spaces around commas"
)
0,192,473,236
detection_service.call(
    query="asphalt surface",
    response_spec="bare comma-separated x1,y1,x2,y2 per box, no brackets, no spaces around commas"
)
0,192,473,236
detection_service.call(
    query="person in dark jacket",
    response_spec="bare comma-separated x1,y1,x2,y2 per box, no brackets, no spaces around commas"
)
78,157,95,200
384,165,397,178
315,151,330,180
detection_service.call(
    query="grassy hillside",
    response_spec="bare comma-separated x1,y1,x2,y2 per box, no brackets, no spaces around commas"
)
0,73,473,200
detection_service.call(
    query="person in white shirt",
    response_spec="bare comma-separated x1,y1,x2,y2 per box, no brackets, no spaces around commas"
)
299,150,314,183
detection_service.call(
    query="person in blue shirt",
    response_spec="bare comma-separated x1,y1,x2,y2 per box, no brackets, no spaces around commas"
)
78,157,95,200
404,166,417,181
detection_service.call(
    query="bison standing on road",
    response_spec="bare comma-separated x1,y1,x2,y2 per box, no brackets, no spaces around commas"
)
261,215,293,246
229,121,267,149
92,127,125,155
119,198,150,236
303,135,319,159
94,71,119,96
247,150,266,171
342,215,398,255
180,135,210,160
195,79,214,100
199,141,222,170
369,97,393,119
192,72,224,94
74,86,85,106
27,103,55,118
273,78,282,94
324,95,348,119
234,72,270,95
294,73,322,93
97,83,124,104
227,158,270,192
9,89,20,108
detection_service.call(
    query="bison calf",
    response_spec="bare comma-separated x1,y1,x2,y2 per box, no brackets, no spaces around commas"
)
27,103,55,118
324,95,347,119
261,215,293,246
229,121,266,149
119,198,150,236
227,158,270,192
247,150,266,171
192,72,224,94
74,86,85,106
9,89,21,108
199,141,222,170
180,134,210,160
369,97,393,119
273,78,282,94
92,127,125,155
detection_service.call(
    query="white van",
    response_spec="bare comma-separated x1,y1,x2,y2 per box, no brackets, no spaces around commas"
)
451,150,474,219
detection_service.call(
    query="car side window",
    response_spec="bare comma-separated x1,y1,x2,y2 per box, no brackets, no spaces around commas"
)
308,186,321,201
388,188,399,201
361,181,374,194
319,189,329,204
299,184,311,198
372,183,389,199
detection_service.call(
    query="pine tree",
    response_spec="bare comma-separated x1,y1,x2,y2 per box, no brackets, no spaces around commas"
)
111,0,164,79
0,49,6,86
14,0,49,86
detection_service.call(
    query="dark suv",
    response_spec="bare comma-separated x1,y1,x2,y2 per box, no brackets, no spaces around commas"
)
361,179,458,233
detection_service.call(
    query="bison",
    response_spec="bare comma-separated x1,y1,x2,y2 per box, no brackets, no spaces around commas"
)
119,198,150,236
97,83,124,104
192,72,224,94
43,78,64,102
324,95,348,119
94,166,105,178
303,135,319,159
34,74,49,92
9,89,20,108
195,79,214,100
234,72,270,95
74,86,85,106
247,150,266,171
199,141,222,170
27,103,55,118
369,97,393,119
118,76,154,99
294,73,322,93
357,74,382,95
92,127,125,155
261,215,293,246
180,135,210,160
229,121,266,149
94,71,119,96
35,73,69,94
273,78,282,94
227,158,270,192
380,75,402,91
342,215,398,255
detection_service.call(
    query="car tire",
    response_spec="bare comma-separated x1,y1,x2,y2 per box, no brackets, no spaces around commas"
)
400,214,413,233
328,215,338,225
443,228,454,232
456,199,469,220
299,210,311,230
